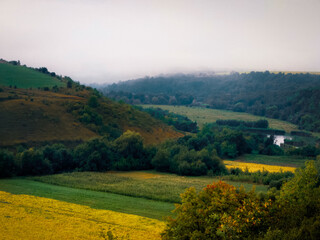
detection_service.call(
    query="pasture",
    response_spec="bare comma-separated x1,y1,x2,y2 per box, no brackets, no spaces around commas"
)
31,171,268,203
0,63,65,88
141,105,300,133
0,179,174,220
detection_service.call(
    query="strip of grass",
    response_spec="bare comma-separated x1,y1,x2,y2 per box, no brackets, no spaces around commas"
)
0,178,174,220
141,105,300,134
237,154,308,167
31,171,268,203
0,63,65,88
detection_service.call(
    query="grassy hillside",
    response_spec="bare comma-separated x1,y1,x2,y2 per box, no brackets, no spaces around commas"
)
0,87,182,147
0,179,174,220
0,62,65,88
0,87,98,146
0,191,165,239
31,171,268,203
141,105,300,133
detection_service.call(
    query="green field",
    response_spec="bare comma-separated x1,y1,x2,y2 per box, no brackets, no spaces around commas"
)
0,63,65,88
31,171,268,203
0,178,173,220
141,105,300,134
237,154,309,167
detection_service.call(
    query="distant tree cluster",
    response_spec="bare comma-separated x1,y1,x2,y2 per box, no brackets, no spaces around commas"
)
100,72,320,132
216,119,269,129
136,107,198,133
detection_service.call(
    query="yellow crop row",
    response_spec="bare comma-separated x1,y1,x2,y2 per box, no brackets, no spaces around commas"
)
0,191,164,240
224,161,296,173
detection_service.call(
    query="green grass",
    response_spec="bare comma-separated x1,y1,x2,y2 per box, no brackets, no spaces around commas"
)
31,171,268,203
0,178,173,220
236,154,309,167
141,105,300,134
0,63,65,88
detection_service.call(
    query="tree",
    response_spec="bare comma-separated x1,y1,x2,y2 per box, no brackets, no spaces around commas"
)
0,150,16,178
265,161,320,239
73,138,112,171
112,131,150,170
18,148,52,175
42,144,74,173
88,95,99,108
162,181,272,239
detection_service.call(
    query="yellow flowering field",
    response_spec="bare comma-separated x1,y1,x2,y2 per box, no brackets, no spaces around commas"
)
224,160,296,173
0,191,165,240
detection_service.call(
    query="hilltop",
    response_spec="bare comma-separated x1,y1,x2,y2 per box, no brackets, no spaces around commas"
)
0,60,65,88
0,62,182,147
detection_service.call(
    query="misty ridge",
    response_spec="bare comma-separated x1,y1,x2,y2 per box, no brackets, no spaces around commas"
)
94,71,320,133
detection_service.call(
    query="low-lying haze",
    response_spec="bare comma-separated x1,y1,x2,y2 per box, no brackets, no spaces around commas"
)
1,0,320,84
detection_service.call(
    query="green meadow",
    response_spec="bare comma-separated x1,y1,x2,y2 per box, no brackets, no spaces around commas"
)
31,171,268,203
141,104,300,133
0,178,173,220
0,63,65,88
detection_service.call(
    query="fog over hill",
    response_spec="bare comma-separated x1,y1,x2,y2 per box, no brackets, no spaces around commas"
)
1,0,320,84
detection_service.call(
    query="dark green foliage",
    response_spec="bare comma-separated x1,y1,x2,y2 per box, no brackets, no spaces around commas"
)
0,150,16,178
138,107,198,133
286,145,320,157
42,144,74,173
88,95,99,108
225,168,294,187
264,161,320,239
67,78,73,88
216,119,269,129
73,138,113,171
152,139,226,176
112,131,151,170
18,149,52,176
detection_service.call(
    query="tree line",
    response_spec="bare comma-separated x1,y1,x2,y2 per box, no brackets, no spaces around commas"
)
2,123,319,190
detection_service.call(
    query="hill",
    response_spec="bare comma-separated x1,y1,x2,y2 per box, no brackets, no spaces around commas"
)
0,87,181,147
0,61,65,88
100,72,320,132
0,62,182,147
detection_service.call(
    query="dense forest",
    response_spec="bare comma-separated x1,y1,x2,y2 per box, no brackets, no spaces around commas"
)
99,72,320,132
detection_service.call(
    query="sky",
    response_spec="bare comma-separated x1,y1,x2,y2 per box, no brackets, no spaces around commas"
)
1,0,320,84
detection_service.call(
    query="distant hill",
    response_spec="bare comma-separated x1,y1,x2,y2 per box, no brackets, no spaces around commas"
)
99,72,320,132
0,62,182,147
0,61,65,88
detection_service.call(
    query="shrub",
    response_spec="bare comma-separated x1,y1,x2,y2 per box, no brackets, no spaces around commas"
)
0,150,16,178
162,181,272,239
73,138,113,171
18,148,52,175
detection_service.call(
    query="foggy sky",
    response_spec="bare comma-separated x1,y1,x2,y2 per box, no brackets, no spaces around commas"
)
1,0,320,84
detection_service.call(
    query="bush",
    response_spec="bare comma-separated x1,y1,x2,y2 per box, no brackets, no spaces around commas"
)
112,131,151,170
162,181,272,239
42,144,74,173
0,150,16,178
73,138,113,171
18,149,52,175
